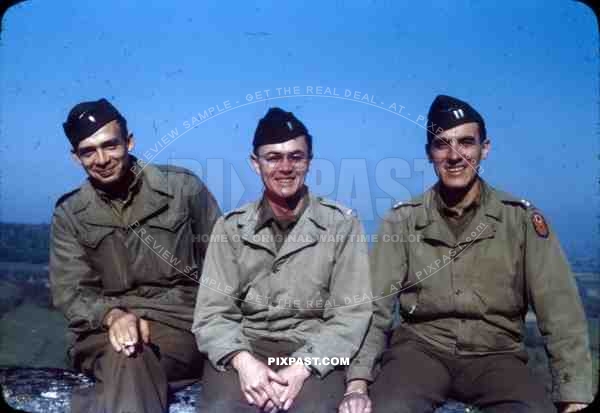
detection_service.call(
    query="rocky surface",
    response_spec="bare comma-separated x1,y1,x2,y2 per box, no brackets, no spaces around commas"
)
0,262,597,412
0,367,476,413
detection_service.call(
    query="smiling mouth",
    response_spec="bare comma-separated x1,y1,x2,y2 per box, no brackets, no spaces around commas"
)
444,164,467,175
96,167,116,178
275,177,296,185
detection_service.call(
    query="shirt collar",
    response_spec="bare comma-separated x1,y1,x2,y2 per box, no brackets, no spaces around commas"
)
434,178,486,218
93,156,143,205
255,188,310,233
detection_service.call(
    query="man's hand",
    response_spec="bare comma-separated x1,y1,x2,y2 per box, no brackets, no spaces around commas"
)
557,402,588,413
270,363,311,411
104,308,151,356
231,351,287,409
339,380,371,413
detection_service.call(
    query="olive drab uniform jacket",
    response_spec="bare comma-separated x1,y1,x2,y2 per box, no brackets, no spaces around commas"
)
348,180,593,403
192,194,372,378
50,161,221,350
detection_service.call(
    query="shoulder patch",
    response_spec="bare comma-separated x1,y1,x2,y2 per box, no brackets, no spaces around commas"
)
55,188,80,208
531,211,549,238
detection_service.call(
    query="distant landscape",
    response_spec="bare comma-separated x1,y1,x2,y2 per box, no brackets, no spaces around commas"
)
0,223,50,264
0,222,598,395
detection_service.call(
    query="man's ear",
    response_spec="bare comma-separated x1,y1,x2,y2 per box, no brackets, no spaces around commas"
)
71,149,83,166
250,154,261,175
126,133,135,152
481,138,491,160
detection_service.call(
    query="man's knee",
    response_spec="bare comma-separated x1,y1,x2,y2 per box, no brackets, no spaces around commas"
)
98,343,163,381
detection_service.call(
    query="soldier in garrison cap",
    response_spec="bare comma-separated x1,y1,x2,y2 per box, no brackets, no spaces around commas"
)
50,98,221,413
193,107,372,413
340,95,593,413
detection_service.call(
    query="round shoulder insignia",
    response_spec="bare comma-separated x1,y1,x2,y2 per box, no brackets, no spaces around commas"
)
531,211,549,238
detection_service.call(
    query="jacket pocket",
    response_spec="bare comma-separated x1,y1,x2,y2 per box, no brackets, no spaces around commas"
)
140,213,195,284
78,226,115,249
473,273,522,318
398,289,420,319
147,210,189,232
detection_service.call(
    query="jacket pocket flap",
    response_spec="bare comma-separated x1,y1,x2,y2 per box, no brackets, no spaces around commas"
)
78,226,115,249
147,211,189,232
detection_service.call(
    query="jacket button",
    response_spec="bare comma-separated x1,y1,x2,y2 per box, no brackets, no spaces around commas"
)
455,289,462,296
272,262,281,273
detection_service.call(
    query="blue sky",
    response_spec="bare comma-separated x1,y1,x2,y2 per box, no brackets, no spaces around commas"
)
1,1,598,269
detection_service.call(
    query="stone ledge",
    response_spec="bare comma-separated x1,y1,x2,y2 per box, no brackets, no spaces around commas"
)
0,367,475,412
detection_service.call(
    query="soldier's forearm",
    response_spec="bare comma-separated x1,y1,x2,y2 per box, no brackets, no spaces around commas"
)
231,350,254,371
345,379,368,394
102,307,128,328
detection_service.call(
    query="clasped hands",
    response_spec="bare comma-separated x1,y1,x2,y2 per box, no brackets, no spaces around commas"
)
231,351,311,412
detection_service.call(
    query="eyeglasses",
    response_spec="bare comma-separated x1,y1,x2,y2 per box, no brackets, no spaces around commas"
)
256,152,310,168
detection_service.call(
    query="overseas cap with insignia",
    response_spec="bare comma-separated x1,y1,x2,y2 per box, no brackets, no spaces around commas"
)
63,98,126,148
253,107,312,155
426,94,486,143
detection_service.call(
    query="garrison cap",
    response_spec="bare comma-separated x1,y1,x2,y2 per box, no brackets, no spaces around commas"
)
253,107,312,153
63,98,126,148
426,95,486,142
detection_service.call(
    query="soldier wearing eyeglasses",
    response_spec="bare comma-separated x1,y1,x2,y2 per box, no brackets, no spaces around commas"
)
339,95,593,413
50,98,221,413
193,107,372,413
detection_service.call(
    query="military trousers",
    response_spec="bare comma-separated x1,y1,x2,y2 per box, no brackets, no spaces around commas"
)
369,326,556,413
198,338,346,413
69,320,204,413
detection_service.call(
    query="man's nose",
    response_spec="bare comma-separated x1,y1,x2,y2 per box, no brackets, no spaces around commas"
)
278,156,294,171
96,149,109,165
447,141,463,161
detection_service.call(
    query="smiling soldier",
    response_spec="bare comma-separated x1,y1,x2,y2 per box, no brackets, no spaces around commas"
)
193,107,372,413
50,98,221,413
339,95,593,413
